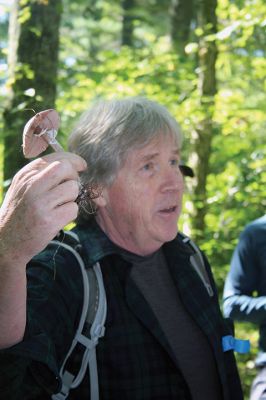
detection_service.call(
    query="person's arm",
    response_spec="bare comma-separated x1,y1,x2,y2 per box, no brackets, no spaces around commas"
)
223,225,266,325
0,243,85,399
0,152,86,348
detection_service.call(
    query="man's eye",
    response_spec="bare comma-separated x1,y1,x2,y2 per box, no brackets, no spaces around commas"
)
142,163,153,171
170,159,179,166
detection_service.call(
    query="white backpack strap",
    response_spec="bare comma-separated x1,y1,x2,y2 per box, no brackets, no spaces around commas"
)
51,232,107,400
87,263,107,400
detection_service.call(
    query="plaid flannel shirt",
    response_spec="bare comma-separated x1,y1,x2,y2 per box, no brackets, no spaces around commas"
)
0,219,243,399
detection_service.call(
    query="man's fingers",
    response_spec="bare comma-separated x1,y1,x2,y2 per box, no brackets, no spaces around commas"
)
11,152,87,196
35,160,80,191
18,151,87,179
40,152,87,172
46,180,80,207
51,201,79,229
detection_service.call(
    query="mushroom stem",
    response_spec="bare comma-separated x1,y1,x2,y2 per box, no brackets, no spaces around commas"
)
37,128,64,152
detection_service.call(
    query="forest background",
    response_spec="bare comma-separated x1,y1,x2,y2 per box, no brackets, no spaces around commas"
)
0,0,265,397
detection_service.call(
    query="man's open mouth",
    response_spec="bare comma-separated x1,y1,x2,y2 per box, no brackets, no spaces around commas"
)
159,206,177,214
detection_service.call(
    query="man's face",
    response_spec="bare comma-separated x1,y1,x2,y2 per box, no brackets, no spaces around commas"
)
96,134,184,255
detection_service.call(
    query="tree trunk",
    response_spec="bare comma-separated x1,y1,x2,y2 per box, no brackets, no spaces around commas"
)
191,0,218,241
170,0,195,56
121,0,135,46
3,0,62,183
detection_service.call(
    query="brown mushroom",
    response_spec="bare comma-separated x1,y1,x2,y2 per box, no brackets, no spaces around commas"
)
22,109,63,158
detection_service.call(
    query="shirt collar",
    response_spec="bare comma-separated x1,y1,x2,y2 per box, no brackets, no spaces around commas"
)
73,218,193,267
73,218,119,266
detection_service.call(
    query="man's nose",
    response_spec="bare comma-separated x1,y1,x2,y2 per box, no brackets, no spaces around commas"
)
160,166,184,192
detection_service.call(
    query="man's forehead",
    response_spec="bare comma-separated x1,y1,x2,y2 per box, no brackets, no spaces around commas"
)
132,136,180,160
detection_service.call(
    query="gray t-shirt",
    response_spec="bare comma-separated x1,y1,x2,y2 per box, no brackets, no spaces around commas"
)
120,248,223,400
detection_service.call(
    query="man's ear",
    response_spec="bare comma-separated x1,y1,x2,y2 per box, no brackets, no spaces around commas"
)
93,187,108,208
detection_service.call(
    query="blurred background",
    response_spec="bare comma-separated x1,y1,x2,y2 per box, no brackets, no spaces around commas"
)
0,0,265,397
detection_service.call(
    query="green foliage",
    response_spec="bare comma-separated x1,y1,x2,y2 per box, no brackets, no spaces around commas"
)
56,35,197,147
234,322,258,398
0,0,265,396
200,0,266,264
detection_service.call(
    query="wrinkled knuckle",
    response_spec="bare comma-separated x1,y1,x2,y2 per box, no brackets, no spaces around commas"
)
56,159,75,180
12,168,28,186
33,156,45,167
43,161,61,182
61,159,72,172
49,160,62,174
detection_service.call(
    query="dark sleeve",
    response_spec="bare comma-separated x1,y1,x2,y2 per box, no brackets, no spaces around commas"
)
223,225,266,324
0,245,83,399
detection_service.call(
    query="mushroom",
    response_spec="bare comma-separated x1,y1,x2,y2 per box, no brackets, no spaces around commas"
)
22,109,63,158
22,108,100,208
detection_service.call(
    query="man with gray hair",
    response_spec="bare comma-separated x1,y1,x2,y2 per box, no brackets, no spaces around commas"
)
0,97,242,399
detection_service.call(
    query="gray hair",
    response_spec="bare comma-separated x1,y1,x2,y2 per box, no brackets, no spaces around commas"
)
68,97,182,190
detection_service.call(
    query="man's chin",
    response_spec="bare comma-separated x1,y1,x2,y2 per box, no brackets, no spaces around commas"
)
160,227,178,244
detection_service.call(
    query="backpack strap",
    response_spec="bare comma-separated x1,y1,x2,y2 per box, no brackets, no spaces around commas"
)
179,232,214,297
50,231,107,400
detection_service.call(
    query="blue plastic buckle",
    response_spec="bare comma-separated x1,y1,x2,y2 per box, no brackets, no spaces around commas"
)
222,335,250,354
